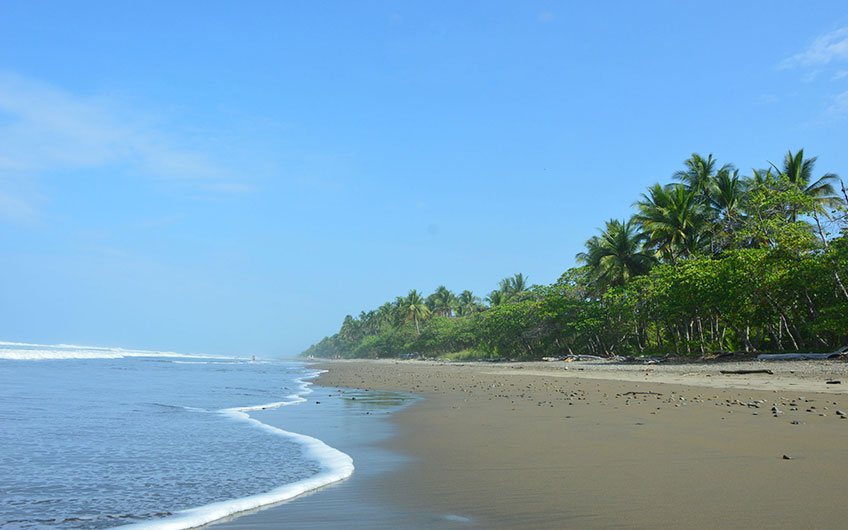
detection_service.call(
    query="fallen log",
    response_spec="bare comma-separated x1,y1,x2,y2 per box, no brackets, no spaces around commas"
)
757,347,847,361
622,391,663,396
720,369,774,375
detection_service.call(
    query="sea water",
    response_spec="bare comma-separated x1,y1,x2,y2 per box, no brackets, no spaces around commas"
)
0,342,352,529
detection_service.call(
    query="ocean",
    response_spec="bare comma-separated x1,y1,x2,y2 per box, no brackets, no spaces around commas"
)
0,342,380,529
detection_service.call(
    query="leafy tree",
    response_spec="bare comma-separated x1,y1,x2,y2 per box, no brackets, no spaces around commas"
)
735,174,818,252
302,148,847,362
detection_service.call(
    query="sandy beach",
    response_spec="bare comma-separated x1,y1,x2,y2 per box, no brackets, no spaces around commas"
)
309,359,848,529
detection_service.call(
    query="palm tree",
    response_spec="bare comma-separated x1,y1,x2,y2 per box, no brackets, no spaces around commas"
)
403,289,431,335
427,285,457,317
674,153,734,202
376,303,395,329
508,273,528,295
707,169,747,252
456,290,482,316
576,218,653,291
358,310,379,334
486,289,504,307
497,273,528,302
391,296,408,327
749,167,774,189
770,149,841,223
635,183,708,262
339,315,361,341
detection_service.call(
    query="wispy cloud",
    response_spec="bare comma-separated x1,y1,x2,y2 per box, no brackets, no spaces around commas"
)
538,11,555,23
779,28,848,121
828,90,848,115
781,26,848,69
0,188,38,223
0,71,249,193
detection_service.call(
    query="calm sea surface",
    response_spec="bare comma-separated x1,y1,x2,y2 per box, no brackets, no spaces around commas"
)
0,342,355,529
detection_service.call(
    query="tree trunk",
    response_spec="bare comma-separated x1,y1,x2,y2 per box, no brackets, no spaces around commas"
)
767,324,783,350
813,210,829,247
779,314,800,350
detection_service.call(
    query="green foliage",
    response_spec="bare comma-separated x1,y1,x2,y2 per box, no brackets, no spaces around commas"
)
301,149,847,360
577,218,653,292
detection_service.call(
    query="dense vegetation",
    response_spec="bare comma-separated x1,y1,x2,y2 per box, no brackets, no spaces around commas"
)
302,150,848,360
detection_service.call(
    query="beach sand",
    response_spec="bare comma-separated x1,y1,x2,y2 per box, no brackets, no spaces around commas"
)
214,359,848,529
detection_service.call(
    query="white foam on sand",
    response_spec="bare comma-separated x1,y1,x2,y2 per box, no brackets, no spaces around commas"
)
121,370,355,530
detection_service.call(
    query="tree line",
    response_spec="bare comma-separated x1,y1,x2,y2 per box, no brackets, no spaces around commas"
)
302,149,848,360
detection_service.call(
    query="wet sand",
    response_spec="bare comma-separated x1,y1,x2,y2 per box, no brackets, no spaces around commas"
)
315,359,848,529
211,359,848,529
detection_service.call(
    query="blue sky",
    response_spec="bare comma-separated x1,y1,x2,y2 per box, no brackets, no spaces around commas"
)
1,1,847,356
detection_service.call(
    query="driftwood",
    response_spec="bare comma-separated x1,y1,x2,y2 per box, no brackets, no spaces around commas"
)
622,391,663,396
758,353,839,361
720,369,774,375
565,354,606,362
758,346,848,362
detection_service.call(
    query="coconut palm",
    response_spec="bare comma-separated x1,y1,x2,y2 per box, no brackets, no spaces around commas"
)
391,296,408,327
456,290,483,316
706,169,748,252
635,183,708,262
403,289,431,335
486,289,504,307
709,169,745,218
674,153,734,202
576,218,653,291
749,167,774,188
339,315,361,341
376,303,395,328
358,310,380,334
427,285,457,317
496,273,528,302
770,149,841,222
508,273,528,294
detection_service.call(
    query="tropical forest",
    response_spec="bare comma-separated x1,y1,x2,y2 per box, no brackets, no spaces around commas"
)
302,150,848,360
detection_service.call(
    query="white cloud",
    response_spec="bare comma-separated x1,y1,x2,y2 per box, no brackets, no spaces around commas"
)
834,69,848,80
0,71,248,193
781,26,848,69
0,188,37,223
828,90,848,115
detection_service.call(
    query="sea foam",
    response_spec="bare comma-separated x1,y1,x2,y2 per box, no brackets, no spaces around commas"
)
0,341,238,361
120,371,355,530
0,342,354,530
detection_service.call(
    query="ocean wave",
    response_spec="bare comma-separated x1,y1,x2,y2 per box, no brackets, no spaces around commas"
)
121,371,355,530
0,341,243,361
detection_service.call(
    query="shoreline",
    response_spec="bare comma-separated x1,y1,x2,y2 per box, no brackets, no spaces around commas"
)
209,377,443,529
127,369,356,530
310,359,848,529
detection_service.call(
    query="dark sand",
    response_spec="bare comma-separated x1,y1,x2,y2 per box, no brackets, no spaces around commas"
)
215,360,848,529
